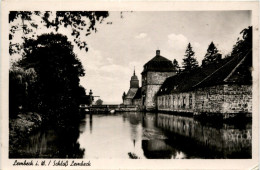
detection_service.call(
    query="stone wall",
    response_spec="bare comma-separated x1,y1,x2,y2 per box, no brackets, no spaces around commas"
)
194,85,225,113
147,72,176,85
123,98,132,105
133,98,141,106
117,106,138,112
223,84,252,114
194,84,252,115
142,71,175,111
145,85,161,110
157,84,252,116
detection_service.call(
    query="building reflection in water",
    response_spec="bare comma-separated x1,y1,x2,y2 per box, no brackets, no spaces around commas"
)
12,112,251,159
141,113,252,159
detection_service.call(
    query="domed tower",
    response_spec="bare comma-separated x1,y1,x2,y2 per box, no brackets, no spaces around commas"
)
130,69,139,88
141,50,176,111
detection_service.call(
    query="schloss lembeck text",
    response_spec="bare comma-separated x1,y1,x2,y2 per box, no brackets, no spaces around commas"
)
13,160,91,167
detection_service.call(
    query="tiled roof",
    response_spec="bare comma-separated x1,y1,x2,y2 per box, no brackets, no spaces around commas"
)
125,88,138,99
133,87,142,99
194,50,252,88
157,51,252,96
142,55,175,73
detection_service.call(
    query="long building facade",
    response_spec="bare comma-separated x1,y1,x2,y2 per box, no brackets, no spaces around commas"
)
122,49,252,118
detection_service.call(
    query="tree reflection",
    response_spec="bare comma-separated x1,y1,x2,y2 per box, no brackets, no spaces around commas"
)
10,124,85,158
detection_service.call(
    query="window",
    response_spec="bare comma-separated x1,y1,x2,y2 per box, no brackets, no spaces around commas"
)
163,97,165,107
189,94,192,109
183,96,186,108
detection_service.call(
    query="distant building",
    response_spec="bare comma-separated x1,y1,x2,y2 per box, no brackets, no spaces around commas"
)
123,69,140,105
79,89,94,106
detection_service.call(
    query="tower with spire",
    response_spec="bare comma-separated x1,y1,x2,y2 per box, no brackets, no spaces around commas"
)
123,68,140,105
130,68,139,88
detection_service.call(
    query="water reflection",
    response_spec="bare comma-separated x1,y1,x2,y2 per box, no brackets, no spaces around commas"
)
78,112,251,159
156,113,252,158
10,124,85,158
11,112,252,159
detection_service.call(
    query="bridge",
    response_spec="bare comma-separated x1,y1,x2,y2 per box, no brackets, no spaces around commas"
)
80,104,139,113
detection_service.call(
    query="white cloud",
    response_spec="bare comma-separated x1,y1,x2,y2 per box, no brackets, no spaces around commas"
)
168,34,188,50
135,33,147,39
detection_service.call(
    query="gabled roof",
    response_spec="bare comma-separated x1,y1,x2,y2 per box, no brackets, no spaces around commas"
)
133,87,142,100
193,50,252,88
125,88,138,99
157,50,252,96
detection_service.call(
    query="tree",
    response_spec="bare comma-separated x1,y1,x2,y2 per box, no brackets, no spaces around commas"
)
18,33,85,123
122,92,126,101
182,43,198,72
9,66,37,117
172,59,180,73
202,42,221,66
95,99,103,105
9,11,109,55
231,26,252,56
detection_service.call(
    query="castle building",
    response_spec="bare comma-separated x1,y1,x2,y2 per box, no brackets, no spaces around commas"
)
123,69,140,105
157,50,252,118
122,49,252,118
141,50,176,111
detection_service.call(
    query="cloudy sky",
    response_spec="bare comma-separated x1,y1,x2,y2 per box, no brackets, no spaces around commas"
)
10,11,251,104
79,11,251,104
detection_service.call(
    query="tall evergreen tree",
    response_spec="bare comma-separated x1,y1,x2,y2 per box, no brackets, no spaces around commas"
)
182,43,198,72
202,42,221,66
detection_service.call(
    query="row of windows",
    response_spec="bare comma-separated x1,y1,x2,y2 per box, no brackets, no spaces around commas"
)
158,95,193,109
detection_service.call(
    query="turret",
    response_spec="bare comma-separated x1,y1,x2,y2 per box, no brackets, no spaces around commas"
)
130,68,139,88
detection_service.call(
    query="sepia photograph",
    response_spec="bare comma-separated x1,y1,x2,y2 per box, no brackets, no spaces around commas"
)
1,1,259,169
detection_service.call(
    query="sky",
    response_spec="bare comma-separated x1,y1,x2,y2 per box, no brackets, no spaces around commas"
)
80,11,251,104
10,11,251,104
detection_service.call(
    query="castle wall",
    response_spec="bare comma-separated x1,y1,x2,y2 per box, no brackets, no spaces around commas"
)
157,84,252,116
145,85,161,110
133,99,141,106
142,71,176,111
147,72,176,84
124,98,132,105
222,84,252,114
194,85,225,113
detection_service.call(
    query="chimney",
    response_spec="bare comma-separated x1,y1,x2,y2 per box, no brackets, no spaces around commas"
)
156,50,160,56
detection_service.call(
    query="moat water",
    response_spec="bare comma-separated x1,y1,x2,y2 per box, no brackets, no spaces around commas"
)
11,112,252,159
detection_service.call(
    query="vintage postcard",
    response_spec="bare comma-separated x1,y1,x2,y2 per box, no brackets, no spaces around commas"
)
0,1,259,169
